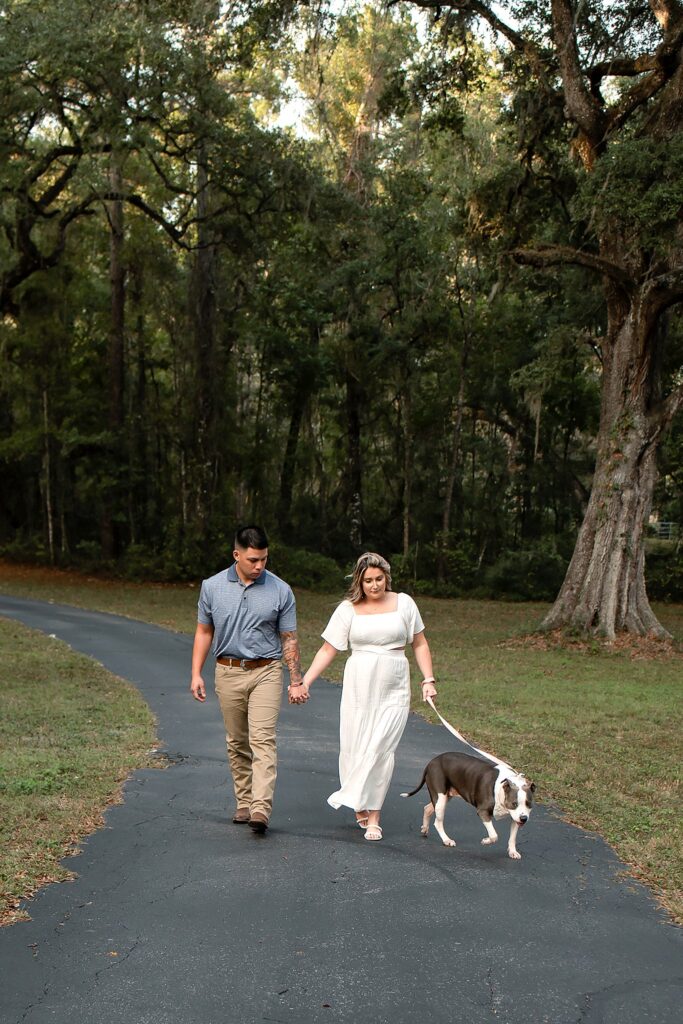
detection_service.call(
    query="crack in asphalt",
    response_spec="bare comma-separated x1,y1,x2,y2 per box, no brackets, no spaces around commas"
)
93,937,141,982
575,976,683,1021
487,964,506,1017
18,982,50,1024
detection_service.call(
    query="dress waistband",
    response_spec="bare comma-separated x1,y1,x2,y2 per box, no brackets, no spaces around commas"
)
350,645,406,658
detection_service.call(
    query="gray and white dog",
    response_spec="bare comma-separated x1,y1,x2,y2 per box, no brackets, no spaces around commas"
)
402,752,536,859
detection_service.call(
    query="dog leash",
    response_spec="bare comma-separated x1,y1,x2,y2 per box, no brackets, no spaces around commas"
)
425,696,521,776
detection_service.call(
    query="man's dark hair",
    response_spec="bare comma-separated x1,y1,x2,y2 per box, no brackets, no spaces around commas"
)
234,525,269,551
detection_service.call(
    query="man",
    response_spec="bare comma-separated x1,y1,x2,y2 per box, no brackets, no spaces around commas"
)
190,525,308,833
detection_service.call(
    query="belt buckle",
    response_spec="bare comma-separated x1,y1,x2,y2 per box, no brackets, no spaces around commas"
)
239,658,247,669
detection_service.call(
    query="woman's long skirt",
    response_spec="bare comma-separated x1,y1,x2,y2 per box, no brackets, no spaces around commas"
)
327,649,410,812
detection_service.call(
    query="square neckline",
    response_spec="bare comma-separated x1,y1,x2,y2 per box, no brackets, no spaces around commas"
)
350,594,401,617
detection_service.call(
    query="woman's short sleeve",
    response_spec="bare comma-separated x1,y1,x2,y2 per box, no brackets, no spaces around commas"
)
401,593,425,643
321,601,354,651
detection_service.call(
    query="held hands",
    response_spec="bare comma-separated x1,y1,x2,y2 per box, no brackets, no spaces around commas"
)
288,681,310,705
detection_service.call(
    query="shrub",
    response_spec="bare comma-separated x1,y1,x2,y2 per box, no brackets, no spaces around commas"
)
389,544,478,597
0,536,48,564
268,543,343,592
645,543,683,601
479,542,568,601
72,540,112,573
120,544,169,582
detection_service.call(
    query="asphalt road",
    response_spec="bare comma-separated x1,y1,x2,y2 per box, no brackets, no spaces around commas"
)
0,594,681,1024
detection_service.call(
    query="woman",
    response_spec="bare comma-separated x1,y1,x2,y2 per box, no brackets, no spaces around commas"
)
301,552,437,841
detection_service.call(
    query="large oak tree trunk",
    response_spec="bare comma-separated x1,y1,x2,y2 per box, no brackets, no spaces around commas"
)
528,0,683,638
403,0,683,635
541,282,669,638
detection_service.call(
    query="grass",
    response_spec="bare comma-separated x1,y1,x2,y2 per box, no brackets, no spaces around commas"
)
0,614,157,925
0,560,681,925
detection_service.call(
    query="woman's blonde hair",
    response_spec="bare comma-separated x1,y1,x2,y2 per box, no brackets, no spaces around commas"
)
345,552,392,604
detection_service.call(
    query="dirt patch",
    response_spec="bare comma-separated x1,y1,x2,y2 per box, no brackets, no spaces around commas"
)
500,628,682,660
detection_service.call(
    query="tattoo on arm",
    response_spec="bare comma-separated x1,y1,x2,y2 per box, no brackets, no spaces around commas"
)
281,630,302,686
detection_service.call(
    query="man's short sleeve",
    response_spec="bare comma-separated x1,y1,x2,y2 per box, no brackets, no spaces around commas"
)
277,585,297,632
197,581,213,626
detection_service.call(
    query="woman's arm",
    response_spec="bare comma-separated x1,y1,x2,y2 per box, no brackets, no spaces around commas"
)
411,631,437,700
302,641,340,690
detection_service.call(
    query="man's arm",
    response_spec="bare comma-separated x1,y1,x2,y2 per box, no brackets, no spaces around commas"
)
281,630,307,703
190,622,214,702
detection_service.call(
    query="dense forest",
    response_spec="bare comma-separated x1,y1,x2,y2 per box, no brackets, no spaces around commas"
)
1,1,682,632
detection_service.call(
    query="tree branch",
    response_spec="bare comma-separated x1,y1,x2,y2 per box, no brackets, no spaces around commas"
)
511,243,633,289
551,0,606,152
400,1,553,88
605,21,683,135
649,0,683,32
99,191,191,247
645,270,683,315
606,69,669,135
23,145,83,189
660,378,683,426
588,54,660,99
1,185,194,315
36,156,85,211
1,199,98,313
146,152,196,197
405,1,682,148
648,374,683,435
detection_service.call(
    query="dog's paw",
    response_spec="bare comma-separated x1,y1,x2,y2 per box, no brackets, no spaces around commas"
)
508,849,522,860
441,838,456,847
481,837,497,845
420,825,429,836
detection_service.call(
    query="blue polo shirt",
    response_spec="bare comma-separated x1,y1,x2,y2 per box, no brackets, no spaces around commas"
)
197,564,297,660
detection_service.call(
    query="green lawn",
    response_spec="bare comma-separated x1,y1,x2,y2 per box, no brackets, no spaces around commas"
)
0,614,156,924
1,560,681,924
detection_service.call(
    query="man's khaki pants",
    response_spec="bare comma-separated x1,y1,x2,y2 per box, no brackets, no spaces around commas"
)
214,661,283,820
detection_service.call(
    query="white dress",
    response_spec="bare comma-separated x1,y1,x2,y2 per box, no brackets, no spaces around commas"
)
321,592,425,812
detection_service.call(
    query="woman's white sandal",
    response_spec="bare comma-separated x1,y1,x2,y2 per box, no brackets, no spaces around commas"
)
364,825,382,841
356,814,369,829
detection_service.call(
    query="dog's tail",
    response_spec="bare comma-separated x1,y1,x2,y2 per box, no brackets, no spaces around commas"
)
401,769,427,799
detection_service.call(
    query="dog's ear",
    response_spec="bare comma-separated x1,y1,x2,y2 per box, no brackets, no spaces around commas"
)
502,779,512,792
528,782,536,794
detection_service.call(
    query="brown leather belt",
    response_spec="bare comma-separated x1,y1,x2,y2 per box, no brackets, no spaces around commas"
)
216,656,277,669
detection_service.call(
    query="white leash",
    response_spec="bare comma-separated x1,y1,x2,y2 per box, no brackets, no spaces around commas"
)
425,696,520,776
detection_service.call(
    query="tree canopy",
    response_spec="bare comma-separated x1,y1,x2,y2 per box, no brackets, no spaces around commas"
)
1,0,682,630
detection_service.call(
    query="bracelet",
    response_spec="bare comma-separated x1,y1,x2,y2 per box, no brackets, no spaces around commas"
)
421,677,435,685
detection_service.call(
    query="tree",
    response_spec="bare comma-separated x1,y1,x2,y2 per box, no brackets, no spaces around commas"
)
0,0,305,569
296,1,419,550
405,0,683,637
